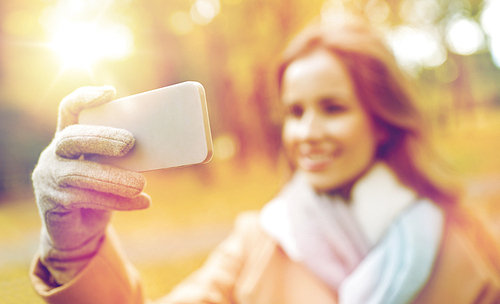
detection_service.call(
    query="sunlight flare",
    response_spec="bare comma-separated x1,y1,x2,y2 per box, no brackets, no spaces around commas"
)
446,17,484,55
47,20,134,69
40,0,134,70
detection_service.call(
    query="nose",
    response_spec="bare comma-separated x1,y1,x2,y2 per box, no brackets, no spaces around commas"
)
296,110,324,141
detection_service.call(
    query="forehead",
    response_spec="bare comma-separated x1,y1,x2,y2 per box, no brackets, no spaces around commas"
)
281,49,355,104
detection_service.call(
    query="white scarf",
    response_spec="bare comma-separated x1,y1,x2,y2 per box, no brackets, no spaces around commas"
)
259,163,444,303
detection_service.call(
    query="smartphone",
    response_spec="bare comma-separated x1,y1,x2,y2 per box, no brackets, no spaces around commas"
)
78,81,213,172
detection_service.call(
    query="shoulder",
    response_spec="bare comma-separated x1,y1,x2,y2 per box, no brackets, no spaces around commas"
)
231,211,277,251
414,206,500,303
442,207,500,278
195,210,276,265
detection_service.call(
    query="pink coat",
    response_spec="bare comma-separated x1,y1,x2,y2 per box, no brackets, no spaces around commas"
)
31,211,500,304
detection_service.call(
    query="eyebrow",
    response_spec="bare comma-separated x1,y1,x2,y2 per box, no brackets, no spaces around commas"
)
282,94,347,107
282,97,301,106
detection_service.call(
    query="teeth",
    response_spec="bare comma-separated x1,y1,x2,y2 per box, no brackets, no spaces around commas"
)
306,154,331,161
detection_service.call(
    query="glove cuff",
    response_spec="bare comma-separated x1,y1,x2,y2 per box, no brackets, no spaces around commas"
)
39,225,106,285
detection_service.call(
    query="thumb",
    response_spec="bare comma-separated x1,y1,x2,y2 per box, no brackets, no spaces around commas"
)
57,86,116,132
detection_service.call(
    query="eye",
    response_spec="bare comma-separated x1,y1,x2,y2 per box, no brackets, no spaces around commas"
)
320,99,346,115
286,104,304,118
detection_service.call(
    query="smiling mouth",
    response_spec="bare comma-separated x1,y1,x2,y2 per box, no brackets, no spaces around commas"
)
297,153,335,172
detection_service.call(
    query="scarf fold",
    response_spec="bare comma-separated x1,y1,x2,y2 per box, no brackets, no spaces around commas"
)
259,163,444,304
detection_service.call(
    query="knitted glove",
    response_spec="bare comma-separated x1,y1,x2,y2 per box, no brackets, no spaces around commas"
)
32,86,151,285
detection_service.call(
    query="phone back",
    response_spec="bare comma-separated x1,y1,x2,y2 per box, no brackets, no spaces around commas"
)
78,81,213,172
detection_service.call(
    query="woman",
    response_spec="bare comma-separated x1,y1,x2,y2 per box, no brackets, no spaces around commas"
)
31,14,500,304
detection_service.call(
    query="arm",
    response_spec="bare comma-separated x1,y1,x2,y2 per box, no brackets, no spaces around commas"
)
31,86,259,303
32,207,259,304
31,227,145,304
31,86,151,303
156,212,258,304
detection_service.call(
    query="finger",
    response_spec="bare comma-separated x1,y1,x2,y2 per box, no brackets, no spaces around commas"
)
56,188,151,211
55,158,146,198
56,124,134,159
57,86,116,132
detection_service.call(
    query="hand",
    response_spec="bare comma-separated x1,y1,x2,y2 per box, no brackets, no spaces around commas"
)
32,86,151,285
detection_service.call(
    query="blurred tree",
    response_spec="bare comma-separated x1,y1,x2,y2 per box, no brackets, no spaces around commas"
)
0,106,52,202
1,0,500,200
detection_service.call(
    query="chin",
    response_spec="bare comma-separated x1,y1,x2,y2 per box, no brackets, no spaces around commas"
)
301,170,344,192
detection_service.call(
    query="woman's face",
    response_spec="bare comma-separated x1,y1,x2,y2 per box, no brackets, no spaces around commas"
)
281,48,381,191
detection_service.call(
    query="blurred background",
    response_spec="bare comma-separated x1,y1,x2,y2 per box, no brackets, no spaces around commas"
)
1,0,500,302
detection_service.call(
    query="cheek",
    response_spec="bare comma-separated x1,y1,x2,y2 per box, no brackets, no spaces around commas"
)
341,114,379,156
321,115,366,143
323,114,378,151
281,119,301,142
